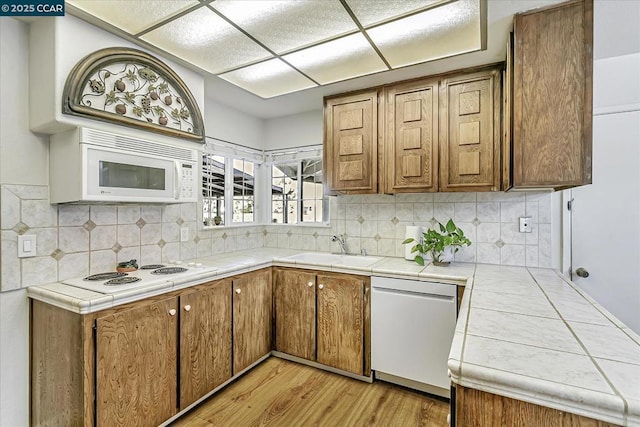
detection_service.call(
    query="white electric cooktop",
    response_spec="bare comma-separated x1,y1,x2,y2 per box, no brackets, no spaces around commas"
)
61,262,218,294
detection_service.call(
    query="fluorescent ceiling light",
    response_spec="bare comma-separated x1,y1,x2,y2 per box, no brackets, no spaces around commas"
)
283,33,388,85
66,0,199,34
211,0,357,54
67,0,486,99
219,59,317,98
141,7,272,74
367,0,482,68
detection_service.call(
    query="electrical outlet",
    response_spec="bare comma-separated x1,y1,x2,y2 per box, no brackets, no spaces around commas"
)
180,227,189,242
519,217,532,233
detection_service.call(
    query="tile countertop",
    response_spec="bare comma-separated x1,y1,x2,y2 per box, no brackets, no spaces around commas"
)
26,249,640,426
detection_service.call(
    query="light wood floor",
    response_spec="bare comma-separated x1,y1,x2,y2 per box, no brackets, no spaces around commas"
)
172,357,449,426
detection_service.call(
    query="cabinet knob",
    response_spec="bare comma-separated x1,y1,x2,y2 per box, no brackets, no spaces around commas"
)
169,309,177,316
307,281,314,287
235,288,241,294
318,284,324,290
184,305,191,312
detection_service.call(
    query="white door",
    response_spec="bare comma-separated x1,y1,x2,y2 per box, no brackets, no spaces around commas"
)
570,109,640,333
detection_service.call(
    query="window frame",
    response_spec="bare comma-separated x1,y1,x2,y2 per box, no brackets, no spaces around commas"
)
268,155,327,226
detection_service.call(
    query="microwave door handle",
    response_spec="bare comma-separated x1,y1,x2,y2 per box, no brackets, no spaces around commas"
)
174,161,181,200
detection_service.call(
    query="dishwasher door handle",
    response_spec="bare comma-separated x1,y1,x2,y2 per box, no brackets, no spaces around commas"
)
372,286,455,301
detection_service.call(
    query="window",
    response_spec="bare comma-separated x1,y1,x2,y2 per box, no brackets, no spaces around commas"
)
233,159,255,223
202,154,225,226
271,158,325,224
202,150,258,227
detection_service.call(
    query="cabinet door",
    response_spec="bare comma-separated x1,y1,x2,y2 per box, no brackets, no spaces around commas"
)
316,274,364,375
96,297,178,427
385,78,439,193
512,0,592,189
274,269,316,360
439,68,501,192
233,269,273,373
179,279,232,410
324,91,378,193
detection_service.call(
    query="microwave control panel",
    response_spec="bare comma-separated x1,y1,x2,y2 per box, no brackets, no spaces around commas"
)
180,163,196,201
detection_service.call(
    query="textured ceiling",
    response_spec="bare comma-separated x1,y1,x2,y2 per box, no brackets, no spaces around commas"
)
66,0,485,99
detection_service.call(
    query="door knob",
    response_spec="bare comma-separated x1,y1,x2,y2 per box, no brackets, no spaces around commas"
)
184,305,191,312
318,284,324,290
575,267,589,278
169,309,177,316
307,281,313,287
235,288,241,294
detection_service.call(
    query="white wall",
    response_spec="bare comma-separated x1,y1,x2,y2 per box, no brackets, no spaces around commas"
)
0,17,36,426
264,110,322,150
205,98,264,150
0,18,49,185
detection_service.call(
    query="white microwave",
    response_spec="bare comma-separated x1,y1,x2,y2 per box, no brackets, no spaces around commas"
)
50,127,199,204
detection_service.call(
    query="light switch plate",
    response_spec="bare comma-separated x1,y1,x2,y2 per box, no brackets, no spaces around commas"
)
18,234,37,258
519,217,533,233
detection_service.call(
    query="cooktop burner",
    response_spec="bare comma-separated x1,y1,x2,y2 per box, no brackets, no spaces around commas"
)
139,264,166,270
105,277,142,286
84,272,127,281
151,267,188,275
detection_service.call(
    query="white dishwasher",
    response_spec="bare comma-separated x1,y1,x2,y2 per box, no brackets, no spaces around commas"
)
371,276,457,398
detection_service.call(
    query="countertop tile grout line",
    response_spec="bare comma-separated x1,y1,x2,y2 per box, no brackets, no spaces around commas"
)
526,268,630,426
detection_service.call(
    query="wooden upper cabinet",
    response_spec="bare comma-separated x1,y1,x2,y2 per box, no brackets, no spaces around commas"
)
274,269,316,360
316,274,364,375
95,297,178,427
232,269,273,374
179,279,232,410
511,0,593,189
385,78,439,193
439,68,502,192
324,91,378,193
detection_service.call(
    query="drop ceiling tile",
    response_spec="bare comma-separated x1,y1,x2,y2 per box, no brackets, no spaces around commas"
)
367,0,482,68
141,7,273,74
218,59,317,99
211,0,357,54
346,0,446,27
283,33,388,85
66,0,199,35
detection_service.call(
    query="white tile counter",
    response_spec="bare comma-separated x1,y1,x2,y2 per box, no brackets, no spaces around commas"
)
27,250,640,425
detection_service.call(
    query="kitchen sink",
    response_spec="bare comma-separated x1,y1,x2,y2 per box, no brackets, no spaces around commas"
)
283,252,383,268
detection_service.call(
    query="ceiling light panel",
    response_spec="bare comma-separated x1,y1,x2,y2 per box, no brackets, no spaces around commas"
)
210,0,357,54
345,0,448,27
283,33,388,85
367,0,482,68
66,0,199,35
219,59,317,98
141,7,272,74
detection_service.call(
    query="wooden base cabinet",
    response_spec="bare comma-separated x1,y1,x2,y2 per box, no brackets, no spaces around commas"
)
232,269,273,374
179,279,232,410
274,268,370,376
31,277,235,427
274,269,316,360
454,385,617,426
96,297,178,426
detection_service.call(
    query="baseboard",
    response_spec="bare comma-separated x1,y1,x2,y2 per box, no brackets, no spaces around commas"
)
271,351,374,383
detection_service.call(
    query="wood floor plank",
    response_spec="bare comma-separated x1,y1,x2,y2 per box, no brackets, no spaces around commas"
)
172,358,449,427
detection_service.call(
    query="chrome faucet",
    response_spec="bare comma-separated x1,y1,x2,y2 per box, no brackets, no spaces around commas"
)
331,234,347,255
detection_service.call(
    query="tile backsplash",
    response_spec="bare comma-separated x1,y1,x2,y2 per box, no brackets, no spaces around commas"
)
1,184,552,291
0,184,264,291
264,192,552,268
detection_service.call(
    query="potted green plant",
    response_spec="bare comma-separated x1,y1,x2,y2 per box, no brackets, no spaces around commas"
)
403,219,472,266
